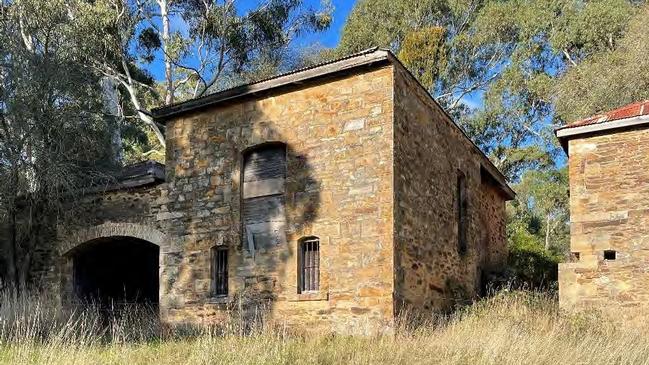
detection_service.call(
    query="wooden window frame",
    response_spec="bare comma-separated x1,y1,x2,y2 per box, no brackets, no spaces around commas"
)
211,247,228,297
298,237,320,293
241,142,288,254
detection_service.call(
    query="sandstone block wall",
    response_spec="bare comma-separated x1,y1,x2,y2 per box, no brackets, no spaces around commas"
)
559,127,649,319
392,64,508,314
163,66,395,333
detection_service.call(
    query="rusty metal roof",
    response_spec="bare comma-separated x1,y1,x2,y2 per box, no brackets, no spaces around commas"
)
557,100,649,132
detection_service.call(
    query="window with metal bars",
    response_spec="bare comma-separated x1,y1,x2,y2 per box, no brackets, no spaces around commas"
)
298,237,320,293
212,247,228,296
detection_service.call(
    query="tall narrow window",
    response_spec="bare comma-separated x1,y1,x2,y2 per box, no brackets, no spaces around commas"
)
242,143,287,254
457,171,468,255
299,237,320,293
212,247,228,296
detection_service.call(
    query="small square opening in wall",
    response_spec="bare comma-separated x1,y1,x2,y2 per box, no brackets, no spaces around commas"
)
604,250,616,261
570,252,580,261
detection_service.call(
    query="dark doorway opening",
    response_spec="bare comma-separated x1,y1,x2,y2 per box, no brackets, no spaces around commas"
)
72,236,159,308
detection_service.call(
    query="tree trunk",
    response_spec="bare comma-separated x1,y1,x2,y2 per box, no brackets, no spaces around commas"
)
544,214,551,251
8,205,20,292
158,0,174,105
119,59,166,148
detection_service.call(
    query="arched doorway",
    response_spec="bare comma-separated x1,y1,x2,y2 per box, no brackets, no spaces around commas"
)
71,236,159,307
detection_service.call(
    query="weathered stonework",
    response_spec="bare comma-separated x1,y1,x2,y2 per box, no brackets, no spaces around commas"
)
161,65,397,333
392,64,508,314
559,126,649,320
13,50,513,334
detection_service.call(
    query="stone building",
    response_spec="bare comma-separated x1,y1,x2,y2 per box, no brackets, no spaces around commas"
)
15,48,514,333
557,100,649,320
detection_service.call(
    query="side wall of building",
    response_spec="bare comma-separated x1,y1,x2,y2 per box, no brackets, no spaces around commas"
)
162,66,395,334
559,127,649,319
392,64,508,315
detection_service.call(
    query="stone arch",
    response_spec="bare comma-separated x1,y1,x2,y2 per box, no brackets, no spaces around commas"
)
59,222,165,256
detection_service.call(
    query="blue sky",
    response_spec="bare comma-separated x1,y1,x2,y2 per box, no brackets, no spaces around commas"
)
150,0,487,115
149,1,355,81
296,0,356,48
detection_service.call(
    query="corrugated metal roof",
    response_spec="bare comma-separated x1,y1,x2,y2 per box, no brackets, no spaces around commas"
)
557,100,649,131
151,47,386,120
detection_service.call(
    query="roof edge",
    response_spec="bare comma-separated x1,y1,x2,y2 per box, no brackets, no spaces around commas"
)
556,114,649,139
556,115,649,154
152,48,391,122
385,52,515,200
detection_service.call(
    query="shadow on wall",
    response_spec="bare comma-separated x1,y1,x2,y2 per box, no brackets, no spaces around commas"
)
165,108,323,321
237,132,323,303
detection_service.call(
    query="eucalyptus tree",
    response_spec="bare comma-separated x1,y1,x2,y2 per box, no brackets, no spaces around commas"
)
337,0,645,180
338,0,502,117
0,0,116,289
69,0,332,148
554,4,649,123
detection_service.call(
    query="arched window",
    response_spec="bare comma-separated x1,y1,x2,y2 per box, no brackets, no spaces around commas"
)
242,143,287,254
298,236,320,293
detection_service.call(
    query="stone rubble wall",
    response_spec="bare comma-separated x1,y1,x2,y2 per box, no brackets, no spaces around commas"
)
560,127,649,320
392,64,508,315
57,184,167,304
162,66,396,334
14,61,512,334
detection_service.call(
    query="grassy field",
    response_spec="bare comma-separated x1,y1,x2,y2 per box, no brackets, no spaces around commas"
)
1,290,647,365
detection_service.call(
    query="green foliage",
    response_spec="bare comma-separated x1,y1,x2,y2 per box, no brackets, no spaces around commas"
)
505,167,569,287
554,5,649,122
398,27,447,90
0,0,118,286
507,221,561,288
338,0,646,183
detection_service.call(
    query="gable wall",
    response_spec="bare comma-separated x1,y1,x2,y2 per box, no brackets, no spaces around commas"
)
162,66,395,334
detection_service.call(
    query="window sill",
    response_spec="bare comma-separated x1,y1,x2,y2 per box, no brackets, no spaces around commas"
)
288,291,328,302
206,296,231,304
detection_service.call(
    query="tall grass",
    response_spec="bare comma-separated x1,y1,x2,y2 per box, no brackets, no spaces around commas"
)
1,289,648,364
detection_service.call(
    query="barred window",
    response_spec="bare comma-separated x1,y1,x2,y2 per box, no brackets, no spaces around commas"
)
212,247,228,296
299,237,320,293
457,171,468,255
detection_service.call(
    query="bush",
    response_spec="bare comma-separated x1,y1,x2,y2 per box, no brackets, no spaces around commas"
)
506,227,562,290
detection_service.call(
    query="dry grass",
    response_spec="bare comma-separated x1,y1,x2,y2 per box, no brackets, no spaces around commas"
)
0,290,647,365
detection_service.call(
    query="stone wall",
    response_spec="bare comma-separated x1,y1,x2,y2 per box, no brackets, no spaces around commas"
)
162,66,396,334
57,183,167,304
392,63,508,315
559,126,649,320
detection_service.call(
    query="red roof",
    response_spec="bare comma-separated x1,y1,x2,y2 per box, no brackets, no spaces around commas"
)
557,100,649,131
